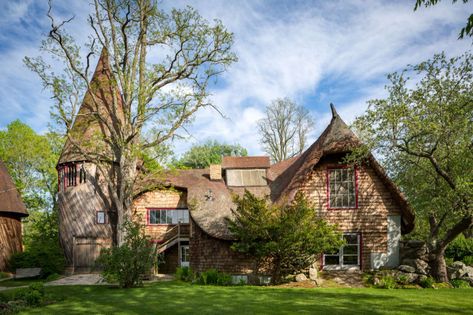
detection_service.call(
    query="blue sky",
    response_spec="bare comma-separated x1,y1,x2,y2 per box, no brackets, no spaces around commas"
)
0,0,471,156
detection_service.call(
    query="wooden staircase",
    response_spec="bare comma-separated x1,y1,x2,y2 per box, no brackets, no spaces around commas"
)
154,223,189,254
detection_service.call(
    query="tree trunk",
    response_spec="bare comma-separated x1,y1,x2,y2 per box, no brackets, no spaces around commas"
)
428,247,448,282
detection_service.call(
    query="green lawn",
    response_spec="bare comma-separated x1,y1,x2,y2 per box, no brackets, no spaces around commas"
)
0,278,46,288
11,281,473,315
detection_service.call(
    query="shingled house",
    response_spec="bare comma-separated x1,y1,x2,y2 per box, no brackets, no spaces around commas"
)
57,49,414,276
0,160,28,271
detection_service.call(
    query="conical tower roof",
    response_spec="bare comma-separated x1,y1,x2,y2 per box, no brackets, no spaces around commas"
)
58,48,124,165
0,160,28,217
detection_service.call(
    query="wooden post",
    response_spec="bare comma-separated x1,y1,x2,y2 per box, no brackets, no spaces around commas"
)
177,222,181,267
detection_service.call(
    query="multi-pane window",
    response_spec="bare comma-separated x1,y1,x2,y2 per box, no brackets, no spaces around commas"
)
148,209,189,225
328,168,357,208
323,233,360,268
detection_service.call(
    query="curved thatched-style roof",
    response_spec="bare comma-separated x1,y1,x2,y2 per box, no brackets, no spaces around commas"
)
58,48,124,165
0,160,27,217
139,104,414,239
269,104,414,234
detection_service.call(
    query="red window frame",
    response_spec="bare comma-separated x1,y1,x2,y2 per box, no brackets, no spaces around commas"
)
326,165,358,209
146,208,189,226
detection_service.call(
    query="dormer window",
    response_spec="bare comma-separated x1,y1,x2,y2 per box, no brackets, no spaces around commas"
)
221,156,270,187
225,169,267,186
327,167,358,209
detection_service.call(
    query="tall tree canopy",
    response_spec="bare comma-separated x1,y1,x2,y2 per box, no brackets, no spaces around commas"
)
258,98,314,163
25,0,236,244
352,52,473,282
172,140,247,169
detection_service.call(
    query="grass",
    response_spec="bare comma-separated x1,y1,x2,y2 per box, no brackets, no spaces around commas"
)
0,278,46,288
5,281,472,315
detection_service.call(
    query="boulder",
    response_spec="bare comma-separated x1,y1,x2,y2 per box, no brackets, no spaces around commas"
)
309,267,318,280
402,259,429,275
295,273,307,282
398,265,416,273
452,261,466,269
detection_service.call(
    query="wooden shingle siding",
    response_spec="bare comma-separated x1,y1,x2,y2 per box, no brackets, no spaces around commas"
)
190,220,254,274
0,214,22,271
133,189,187,241
301,156,403,270
58,163,113,265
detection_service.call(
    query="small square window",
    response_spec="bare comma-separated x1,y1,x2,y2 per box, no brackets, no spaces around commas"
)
96,211,106,224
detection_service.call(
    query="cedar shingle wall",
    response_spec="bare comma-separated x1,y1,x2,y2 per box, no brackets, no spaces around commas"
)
190,220,254,274
301,157,402,270
0,214,22,271
133,189,187,240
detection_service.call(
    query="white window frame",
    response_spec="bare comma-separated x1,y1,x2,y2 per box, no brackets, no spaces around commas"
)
148,209,189,225
328,168,357,209
323,233,361,270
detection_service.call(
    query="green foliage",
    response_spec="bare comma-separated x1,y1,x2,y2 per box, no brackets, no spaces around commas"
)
450,279,471,288
396,274,410,285
196,269,232,286
0,120,61,213
9,242,65,278
14,283,46,307
175,267,194,282
419,276,435,288
228,191,343,284
376,275,397,289
0,272,9,280
352,52,473,280
97,218,154,288
445,235,473,264
172,140,247,169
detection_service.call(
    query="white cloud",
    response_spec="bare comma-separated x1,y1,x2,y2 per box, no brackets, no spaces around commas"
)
0,0,470,158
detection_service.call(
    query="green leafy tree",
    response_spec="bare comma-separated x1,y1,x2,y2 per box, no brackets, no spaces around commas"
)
352,52,473,282
173,140,248,169
414,1,472,39
228,191,343,284
25,0,236,245
0,120,65,276
97,218,154,288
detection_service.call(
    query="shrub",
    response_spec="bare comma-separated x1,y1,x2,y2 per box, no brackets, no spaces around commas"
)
375,275,397,289
445,235,473,263
197,269,232,286
0,272,9,279
450,279,471,288
14,283,45,307
396,274,410,285
419,276,435,288
96,219,154,288
9,241,65,278
175,267,194,282
463,255,473,266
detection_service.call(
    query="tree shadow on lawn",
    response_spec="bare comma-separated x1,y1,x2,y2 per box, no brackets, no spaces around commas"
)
23,282,473,315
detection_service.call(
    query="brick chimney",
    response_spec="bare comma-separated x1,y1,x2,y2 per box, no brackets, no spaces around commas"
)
209,164,222,180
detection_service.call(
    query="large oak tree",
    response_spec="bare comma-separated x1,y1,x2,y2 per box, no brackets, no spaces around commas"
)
352,52,473,282
26,0,236,245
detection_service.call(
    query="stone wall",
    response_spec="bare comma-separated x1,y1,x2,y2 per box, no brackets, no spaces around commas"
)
300,155,403,271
